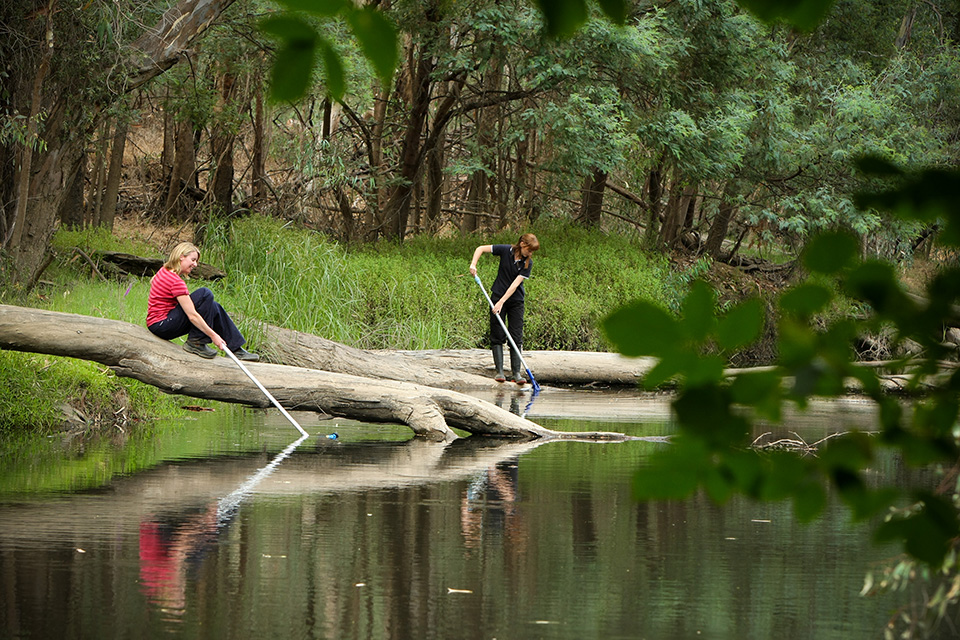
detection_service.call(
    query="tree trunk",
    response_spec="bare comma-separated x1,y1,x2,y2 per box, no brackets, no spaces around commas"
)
462,173,485,233
705,199,737,258
0,305,637,442
164,116,199,221
659,180,695,248
381,42,434,240
896,5,917,48
643,158,665,248
260,322,659,386
9,1,54,280
90,121,110,225
162,108,175,185
425,142,444,233
99,118,128,231
60,154,86,230
205,68,237,244
577,168,607,227
462,60,502,233
251,84,268,202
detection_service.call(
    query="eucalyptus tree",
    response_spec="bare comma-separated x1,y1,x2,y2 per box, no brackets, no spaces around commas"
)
0,0,243,289
755,0,960,261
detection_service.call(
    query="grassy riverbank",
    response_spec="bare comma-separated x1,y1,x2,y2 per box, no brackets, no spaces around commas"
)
0,216,680,432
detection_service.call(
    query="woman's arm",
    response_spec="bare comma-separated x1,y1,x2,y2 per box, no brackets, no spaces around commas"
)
492,275,526,315
176,294,227,350
468,245,493,275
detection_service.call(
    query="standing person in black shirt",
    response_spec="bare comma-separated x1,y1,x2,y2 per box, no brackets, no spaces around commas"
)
469,233,540,384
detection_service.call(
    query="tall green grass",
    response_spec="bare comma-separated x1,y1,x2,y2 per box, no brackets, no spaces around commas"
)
207,216,674,351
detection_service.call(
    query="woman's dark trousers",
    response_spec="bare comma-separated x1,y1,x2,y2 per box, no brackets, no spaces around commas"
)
148,287,245,351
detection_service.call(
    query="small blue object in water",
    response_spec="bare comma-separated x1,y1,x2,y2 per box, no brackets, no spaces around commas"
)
326,432,338,439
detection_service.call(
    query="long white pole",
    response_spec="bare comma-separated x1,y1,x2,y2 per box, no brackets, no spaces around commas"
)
224,349,309,436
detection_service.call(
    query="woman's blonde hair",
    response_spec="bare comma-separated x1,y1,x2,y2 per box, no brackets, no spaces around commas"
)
512,233,540,269
163,242,200,275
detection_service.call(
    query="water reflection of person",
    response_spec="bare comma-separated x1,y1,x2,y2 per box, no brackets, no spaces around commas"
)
139,503,219,616
461,458,528,551
493,388,523,416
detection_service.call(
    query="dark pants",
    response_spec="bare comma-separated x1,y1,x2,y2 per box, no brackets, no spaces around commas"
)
490,296,524,349
148,287,245,351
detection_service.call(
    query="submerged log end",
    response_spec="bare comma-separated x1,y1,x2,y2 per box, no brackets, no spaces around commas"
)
399,397,459,442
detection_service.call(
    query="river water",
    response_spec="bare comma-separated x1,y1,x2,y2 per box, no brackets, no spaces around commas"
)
0,388,935,639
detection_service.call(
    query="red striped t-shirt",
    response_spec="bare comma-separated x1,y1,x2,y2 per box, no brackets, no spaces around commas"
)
146,268,189,326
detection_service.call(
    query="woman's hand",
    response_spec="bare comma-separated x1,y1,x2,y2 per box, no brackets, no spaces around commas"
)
492,300,503,315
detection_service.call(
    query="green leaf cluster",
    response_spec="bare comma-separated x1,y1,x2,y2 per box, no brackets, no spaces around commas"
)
265,0,398,101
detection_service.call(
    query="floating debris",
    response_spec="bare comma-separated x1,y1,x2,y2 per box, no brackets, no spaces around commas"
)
751,431,847,455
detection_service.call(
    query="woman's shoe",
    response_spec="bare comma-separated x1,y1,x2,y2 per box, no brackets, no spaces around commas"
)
232,347,260,362
183,339,217,359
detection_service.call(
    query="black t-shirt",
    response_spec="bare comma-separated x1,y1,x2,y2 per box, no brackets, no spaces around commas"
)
491,244,532,302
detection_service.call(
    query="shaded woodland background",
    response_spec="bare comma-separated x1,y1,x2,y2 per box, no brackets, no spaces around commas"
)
3,0,959,290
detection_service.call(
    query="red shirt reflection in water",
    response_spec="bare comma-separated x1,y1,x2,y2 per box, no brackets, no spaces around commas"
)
139,505,218,613
139,520,186,613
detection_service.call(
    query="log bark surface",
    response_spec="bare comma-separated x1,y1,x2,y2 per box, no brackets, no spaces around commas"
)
0,306,634,442
261,322,658,387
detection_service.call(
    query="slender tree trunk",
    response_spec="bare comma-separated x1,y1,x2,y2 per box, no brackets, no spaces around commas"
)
682,186,698,232
10,1,54,275
99,118,128,231
381,44,434,240
208,70,237,221
464,60,502,232
643,158,665,249
462,173,485,233
660,176,695,248
365,86,389,240
321,97,354,241
425,142,444,232
90,121,110,225
896,5,917,48
161,107,175,186
251,83,268,202
164,116,198,221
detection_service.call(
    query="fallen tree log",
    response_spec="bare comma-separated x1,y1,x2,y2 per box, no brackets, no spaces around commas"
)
92,250,226,280
0,305,634,442
259,322,659,387
259,319,954,395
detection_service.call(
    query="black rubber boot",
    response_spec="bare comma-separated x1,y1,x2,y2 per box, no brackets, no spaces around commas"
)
509,344,527,385
492,344,506,382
